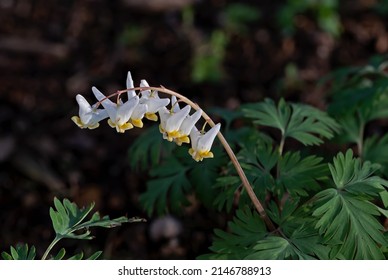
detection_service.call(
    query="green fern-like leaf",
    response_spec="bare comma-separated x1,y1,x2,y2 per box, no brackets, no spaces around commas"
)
140,156,191,215
363,134,388,176
128,126,175,171
45,198,143,259
199,207,267,259
246,225,329,260
214,141,329,211
277,151,329,197
313,150,388,259
189,146,226,208
1,244,36,260
243,98,340,146
50,197,141,241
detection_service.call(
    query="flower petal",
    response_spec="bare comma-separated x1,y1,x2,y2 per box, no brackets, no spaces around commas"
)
198,123,221,152
92,86,116,120
165,105,190,132
179,109,202,136
126,71,136,99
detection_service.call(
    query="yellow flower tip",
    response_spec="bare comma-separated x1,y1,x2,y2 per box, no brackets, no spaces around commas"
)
159,124,165,133
71,116,84,128
109,120,133,133
131,119,143,128
167,130,180,138
88,123,100,130
201,151,214,159
174,136,190,146
189,149,214,162
146,113,158,121
108,119,116,128
117,122,133,133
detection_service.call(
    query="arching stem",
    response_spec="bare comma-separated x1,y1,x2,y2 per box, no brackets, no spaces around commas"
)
103,86,276,232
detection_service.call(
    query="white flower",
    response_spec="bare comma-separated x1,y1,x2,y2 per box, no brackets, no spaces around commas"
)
130,103,148,128
159,104,191,142
71,94,108,129
125,71,148,128
174,109,202,145
92,86,139,133
189,123,221,162
139,79,170,121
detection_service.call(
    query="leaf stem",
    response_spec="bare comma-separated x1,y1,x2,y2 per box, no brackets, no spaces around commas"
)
42,236,62,260
113,86,277,232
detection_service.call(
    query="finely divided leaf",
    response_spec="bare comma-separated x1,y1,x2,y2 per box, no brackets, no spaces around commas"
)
140,157,191,215
49,198,140,241
363,134,388,176
313,150,388,259
128,126,175,171
243,98,339,146
328,149,386,195
199,207,267,259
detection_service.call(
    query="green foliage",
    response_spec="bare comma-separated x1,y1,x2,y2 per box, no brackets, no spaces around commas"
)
192,30,228,83
223,3,261,33
277,0,341,37
1,244,36,260
201,206,329,260
313,150,388,259
49,197,134,241
129,126,174,171
140,156,191,215
140,146,227,215
45,197,143,259
243,98,340,146
199,207,267,259
1,197,143,260
363,134,388,176
127,59,388,260
214,139,329,212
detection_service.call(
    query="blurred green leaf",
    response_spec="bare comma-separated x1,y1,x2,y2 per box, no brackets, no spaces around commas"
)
140,156,191,215
223,3,260,33
192,31,228,83
1,244,36,260
363,134,388,176
129,126,175,171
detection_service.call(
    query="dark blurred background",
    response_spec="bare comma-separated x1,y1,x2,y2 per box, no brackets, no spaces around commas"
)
0,0,387,259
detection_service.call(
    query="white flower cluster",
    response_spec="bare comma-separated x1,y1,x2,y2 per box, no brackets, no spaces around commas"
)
71,71,221,162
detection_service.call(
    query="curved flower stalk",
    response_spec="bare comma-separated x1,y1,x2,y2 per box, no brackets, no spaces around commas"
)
139,79,170,121
71,71,276,232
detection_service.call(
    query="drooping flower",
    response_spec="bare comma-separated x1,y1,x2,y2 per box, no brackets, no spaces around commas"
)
71,94,108,129
139,79,170,121
130,103,148,128
159,104,191,142
92,86,139,133
174,109,202,145
189,123,221,161
125,71,148,128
